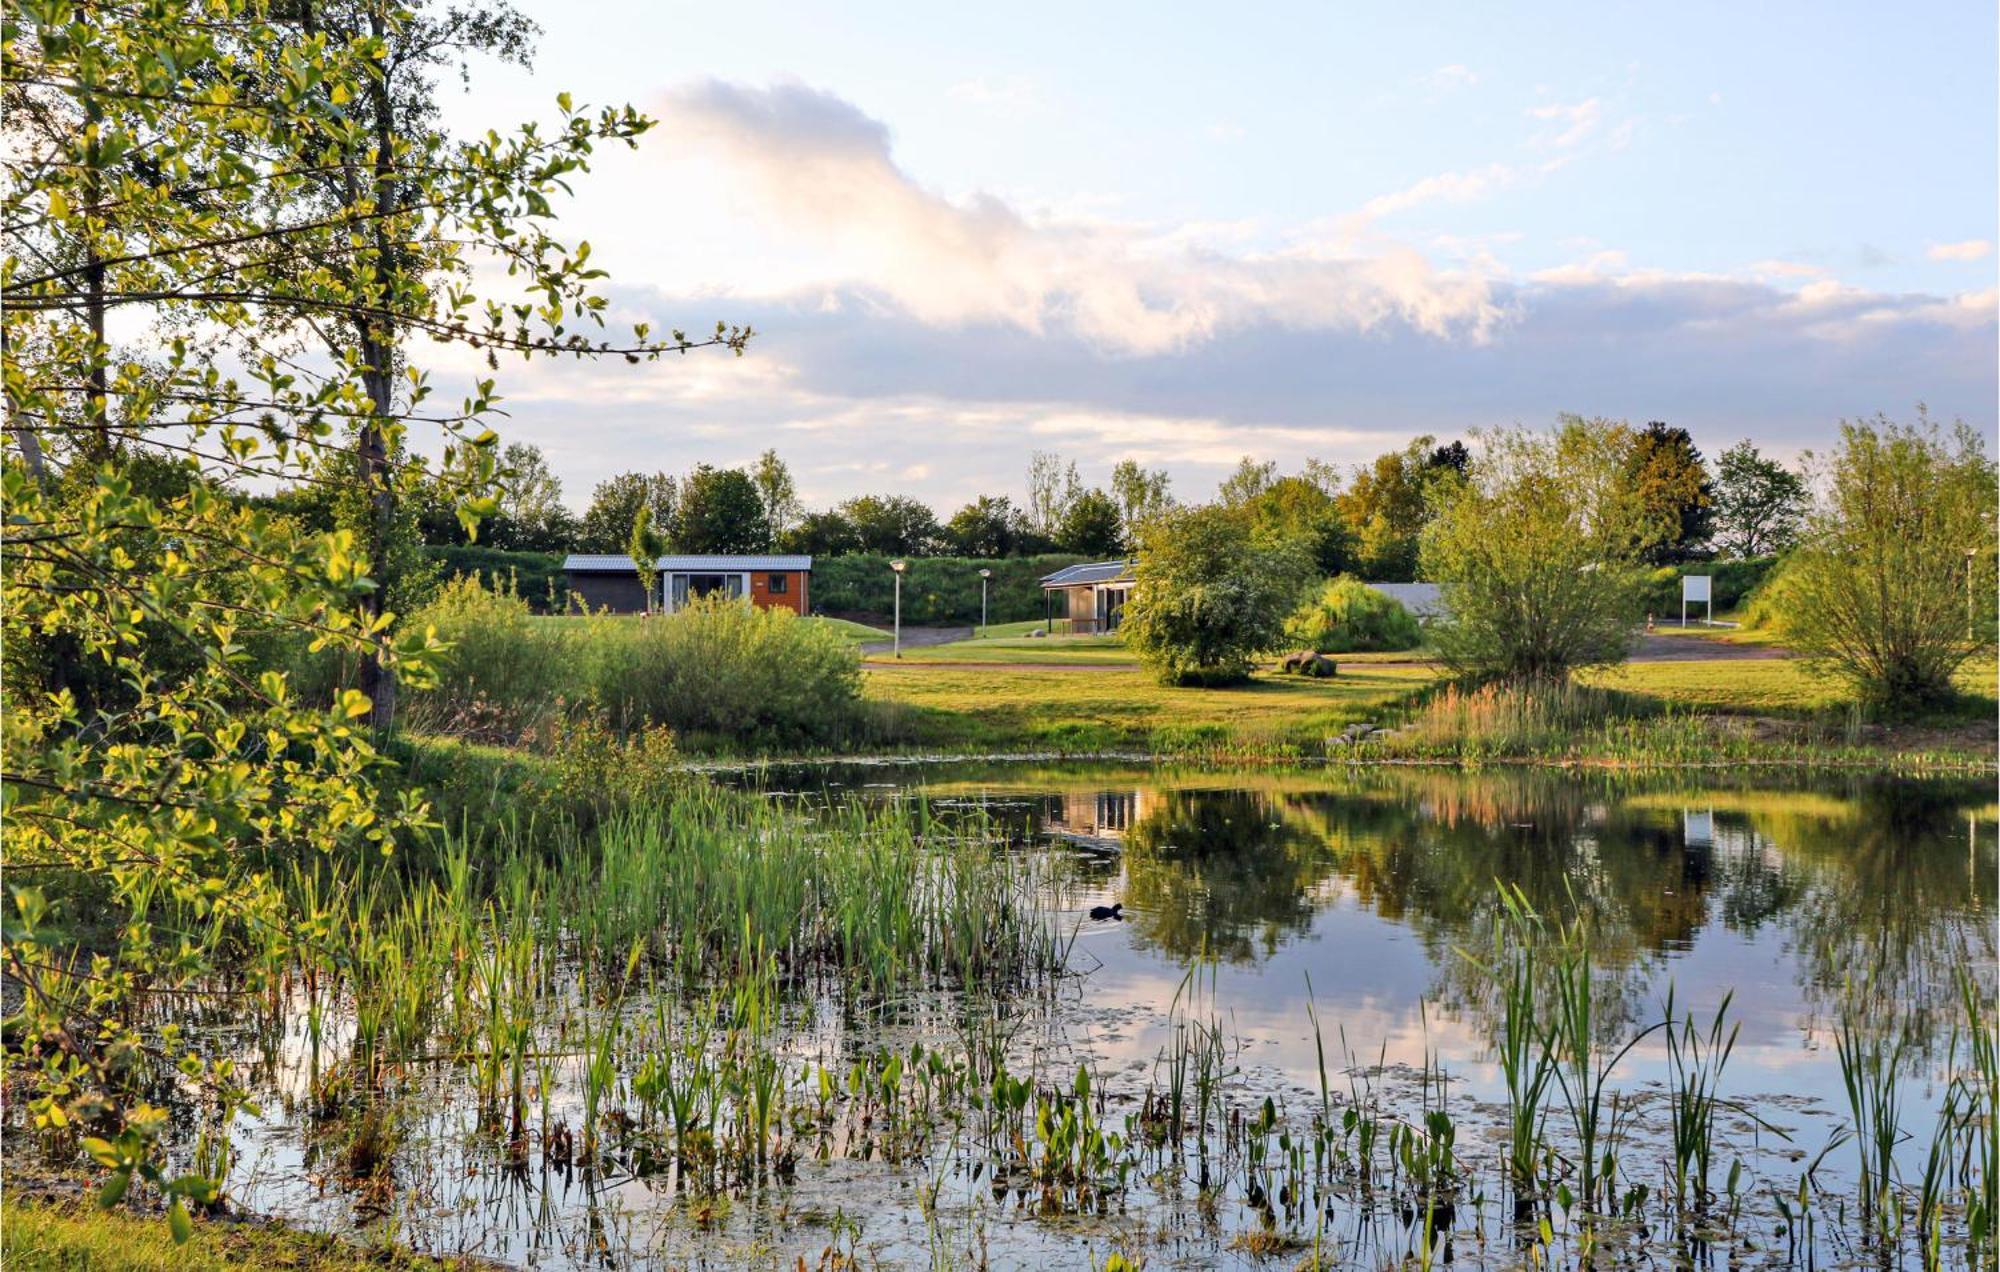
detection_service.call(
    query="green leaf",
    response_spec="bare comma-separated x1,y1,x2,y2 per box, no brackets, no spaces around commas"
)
167,1197,192,1244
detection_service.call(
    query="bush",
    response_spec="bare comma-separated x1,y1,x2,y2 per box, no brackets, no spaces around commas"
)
1123,505,1314,686
403,581,865,750
810,554,1084,624
1422,418,1660,681
1283,576,1421,652
1771,413,1996,707
583,595,863,747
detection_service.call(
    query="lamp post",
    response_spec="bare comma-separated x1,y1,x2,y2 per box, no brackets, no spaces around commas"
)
978,568,991,637
890,559,907,658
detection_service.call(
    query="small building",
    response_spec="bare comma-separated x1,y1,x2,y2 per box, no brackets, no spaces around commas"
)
1039,559,1136,634
561,554,812,616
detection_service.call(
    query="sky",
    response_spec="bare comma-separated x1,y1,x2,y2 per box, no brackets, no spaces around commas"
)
431,0,2000,513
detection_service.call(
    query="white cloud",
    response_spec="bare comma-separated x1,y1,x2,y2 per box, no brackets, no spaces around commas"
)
1526,97,1603,148
946,75,1049,119
652,79,1504,354
1928,239,1993,262
1420,64,1479,92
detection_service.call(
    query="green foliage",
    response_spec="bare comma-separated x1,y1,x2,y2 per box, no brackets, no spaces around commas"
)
1123,505,1314,686
944,495,1024,557
1,0,745,1222
578,472,675,553
812,554,1083,624
1773,412,1997,707
1244,475,1353,576
674,464,771,553
1713,441,1808,557
1625,422,1715,564
839,494,942,555
1335,436,1468,581
1284,576,1422,652
1638,557,1776,617
422,545,566,612
1057,488,1125,556
1422,418,1663,682
404,585,865,750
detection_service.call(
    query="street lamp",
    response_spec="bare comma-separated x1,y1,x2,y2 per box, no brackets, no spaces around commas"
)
978,568,992,637
890,559,907,658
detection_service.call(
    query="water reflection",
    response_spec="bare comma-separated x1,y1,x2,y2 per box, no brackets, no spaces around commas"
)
786,762,1997,1056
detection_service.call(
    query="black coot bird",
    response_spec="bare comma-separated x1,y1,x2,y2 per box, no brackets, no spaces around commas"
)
1088,902,1124,921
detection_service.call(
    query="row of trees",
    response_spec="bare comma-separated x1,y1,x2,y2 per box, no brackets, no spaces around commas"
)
1120,412,1993,706
412,423,1806,574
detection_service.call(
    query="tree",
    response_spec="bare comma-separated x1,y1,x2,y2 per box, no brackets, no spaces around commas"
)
784,508,860,556
1122,505,1313,686
496,443,577,550
579,472,675,553
2,0,744,1220
1026,450,1081,537
1110,460,1174,540
752,448,800,540
1217,456,1278,506
1243,476,1353,577
1337,437,1461,581
674,465,771,553
627,506,669,612
1713,441,1808,557
1626,422,1715,564
1057,488,1126,556
840,495,941,555
1421,418,1664,681
1775,412,1996,707
945,495,1020,557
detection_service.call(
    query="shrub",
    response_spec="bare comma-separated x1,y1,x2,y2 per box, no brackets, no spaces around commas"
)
582,595,864,747
1422,418,1661,682
1773,413,1997,707
1122,505,1314,686
401,574,570,740
1283,576,1421,652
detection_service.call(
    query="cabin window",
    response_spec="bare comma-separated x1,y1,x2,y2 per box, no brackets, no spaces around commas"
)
767,573,788,594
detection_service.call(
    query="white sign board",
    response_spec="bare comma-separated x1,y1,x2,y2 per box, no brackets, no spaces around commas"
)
1682,575,1712,603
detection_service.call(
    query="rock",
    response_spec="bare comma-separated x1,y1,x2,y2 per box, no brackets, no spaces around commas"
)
1027,628,1047,638
1280,650,1338,677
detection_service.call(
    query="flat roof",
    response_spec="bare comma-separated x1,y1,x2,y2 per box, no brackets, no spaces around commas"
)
563,554,814,572
1039,560,1136,588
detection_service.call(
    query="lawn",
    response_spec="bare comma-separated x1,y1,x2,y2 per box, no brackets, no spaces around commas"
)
870,632,1136,665
1588,656,2000,717
863,661,1437,752
530,612,890,645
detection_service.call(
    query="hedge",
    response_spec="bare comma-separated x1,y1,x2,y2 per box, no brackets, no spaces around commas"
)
1638,556,1778,618
423,546,567,612
809,554,1086,625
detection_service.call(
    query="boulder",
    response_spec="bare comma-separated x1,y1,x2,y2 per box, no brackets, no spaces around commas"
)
1280,650,1338,677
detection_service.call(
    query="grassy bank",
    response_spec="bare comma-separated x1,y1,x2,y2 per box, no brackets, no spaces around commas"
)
857,654,1997,769
0,1198,483,1271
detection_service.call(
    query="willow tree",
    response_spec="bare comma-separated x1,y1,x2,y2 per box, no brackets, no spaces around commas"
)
2,0,744,1224
1420,418,1666,682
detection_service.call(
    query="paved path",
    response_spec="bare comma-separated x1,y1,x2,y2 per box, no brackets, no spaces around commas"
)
860,628,1792,671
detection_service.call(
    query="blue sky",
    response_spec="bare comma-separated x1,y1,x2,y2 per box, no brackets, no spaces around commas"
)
436,0,1998,511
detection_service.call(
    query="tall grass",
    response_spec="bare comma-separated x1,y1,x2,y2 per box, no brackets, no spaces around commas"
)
403,578,864,750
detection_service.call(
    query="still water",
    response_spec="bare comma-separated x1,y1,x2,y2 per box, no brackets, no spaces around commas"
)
229,760,1996,1269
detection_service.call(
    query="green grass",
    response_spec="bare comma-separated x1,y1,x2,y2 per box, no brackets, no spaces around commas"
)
1589,656,2000,717
809,615,893,644
863,662,1437,753
529,612,890,644
0,1199,476,1270
872,633,1135,665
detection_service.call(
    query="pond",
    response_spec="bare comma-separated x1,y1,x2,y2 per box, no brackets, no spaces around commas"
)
203,761,1994,1268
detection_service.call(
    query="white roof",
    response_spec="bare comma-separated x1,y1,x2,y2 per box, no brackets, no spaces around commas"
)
1364,581,1447,618
563,554,813,572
